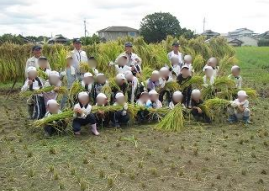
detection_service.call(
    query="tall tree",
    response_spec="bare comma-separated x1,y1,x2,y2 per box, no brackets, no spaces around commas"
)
140,12,195,43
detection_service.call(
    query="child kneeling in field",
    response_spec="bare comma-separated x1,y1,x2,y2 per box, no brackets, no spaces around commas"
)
21,66,46,120
228,90,250,124
190,89,211,123
95,93,110,127
73,92,99,135
169,91,185,109
44,99,67,136
111,92,130,128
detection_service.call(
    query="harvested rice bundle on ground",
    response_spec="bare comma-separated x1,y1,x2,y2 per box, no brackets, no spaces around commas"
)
155,104,184,132
200,98,230,121
148,107,170,121
33,110,73,127
20,86,68,97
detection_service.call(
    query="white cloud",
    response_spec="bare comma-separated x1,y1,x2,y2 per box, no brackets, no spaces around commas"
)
0,0,268,38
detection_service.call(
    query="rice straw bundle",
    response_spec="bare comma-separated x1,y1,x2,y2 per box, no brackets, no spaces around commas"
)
127,104,142,120
163,81,180,92
108,78,121,91
20,86,67,97
69,81,84,97
201,85,215,100
79,62,94,74
180,76,203,90
234,88,257,99
91,105,123,113
37,70,48,80
214,77,236,89
155,104,184,132
33,110,74,127
200,98,230,119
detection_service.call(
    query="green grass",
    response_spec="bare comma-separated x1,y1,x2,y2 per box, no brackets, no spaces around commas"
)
0,47,269,190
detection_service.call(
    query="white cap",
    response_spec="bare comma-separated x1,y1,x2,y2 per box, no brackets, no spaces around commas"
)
149,90,158,95
140,91,149,97
204,66,213,71
115,92,125,99
97,73,105,77
96,93,107,99
160,67,169,72
49,71,60,77
184,55,192,62
47,99,59,106
152,70,159,75
191,89,201,96
231,65,240,72
208,57,217,63
181,65,190,70
78,92,89,99
237,90,248,97
173,91,183,97
27,66,37,73
116,73,126,81
84,72,93,78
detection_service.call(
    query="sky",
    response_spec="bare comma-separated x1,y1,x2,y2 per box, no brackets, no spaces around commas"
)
0,0,268,38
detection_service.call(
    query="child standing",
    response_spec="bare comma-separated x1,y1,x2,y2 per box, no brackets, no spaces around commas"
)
38,56,51,82
125,71,139,103
81,72,94,100
148,90,162,109
228,65,242,89
111,74,128,104
177,65,192,108
159,67,173,103
190,89,211,123
203,57,219,77
73,92,99,135
183,55,194,76
92,73,107,101
111,56,133,74
60,55,77,109
228,90,250,124
43,71,62,107
170,56,182,77
44,99,67,136
146,70,161,92
111,93,130,128
203,66,215,87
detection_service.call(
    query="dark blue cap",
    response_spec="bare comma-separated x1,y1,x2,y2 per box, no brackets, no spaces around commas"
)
32,45,42,51
125,42,133,47
73,38,82,43
172,42,180,46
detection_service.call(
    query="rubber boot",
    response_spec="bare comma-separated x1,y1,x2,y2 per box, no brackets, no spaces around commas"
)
243,116,251,124
91,123,100,136
227,115,237,123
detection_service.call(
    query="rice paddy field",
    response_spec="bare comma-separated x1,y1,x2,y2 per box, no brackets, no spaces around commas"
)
0,46,269,191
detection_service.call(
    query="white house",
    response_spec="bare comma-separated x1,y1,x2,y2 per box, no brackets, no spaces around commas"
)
97,26,139,41
228,28,254,38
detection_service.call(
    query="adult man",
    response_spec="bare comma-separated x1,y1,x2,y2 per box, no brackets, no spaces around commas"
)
25,45,46,77
167,42,183,65
115,42,142,76
71,38,88,74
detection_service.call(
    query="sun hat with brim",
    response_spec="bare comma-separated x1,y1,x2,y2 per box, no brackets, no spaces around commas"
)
237,90,248,97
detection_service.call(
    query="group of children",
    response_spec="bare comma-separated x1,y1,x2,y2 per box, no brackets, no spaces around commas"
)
21,42,251,136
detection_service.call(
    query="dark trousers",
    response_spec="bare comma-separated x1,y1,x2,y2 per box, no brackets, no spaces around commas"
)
44,120,67,136
191,109,211,123
111,110,130,126
72,114,96,132
159,90,171,103
137,110,149,122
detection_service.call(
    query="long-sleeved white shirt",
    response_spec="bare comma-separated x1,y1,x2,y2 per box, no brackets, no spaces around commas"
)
25,56,51,77
115,52,142,66
73,103,92,118
167,51,183,64
115,65,132,74
21,78,43,92
127,76,139,103
71,49,88,72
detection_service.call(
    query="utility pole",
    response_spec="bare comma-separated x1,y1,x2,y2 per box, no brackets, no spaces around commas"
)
84,19,87,38
203,17,206,32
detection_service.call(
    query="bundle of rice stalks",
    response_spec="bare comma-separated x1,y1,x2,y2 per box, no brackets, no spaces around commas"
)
155,104,184,132
79,62,94,74
200,98,231,120
163,81,180,92
69,81,84,97
147,107,170,120
214,77,235,89
201,85,215,100
37,70,48,80
20,86,67,97
127,104,142,120
91,105,123,113
192,54,205,73
180,76,203,90
33,110,73,127
218,55,238,76
108,78,120,91
233,88,257,99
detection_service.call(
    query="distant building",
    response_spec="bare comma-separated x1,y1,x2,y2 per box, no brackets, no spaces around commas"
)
48,34,69,44
258,31,269,39
97,26,139,41
201,30,220,39
228,28,254,38
226,38,243,47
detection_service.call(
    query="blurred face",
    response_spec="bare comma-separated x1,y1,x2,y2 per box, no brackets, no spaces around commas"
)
97,97,107,105
116,79,125,85
232,69,240,77
140,94,149,102
66,58,73,67
150,94,158,102
28,71,37,79
118,57,127,66
97,76,106,84
38,60,48,69
83,76,93,84
73,42,82,50
79,96,89,105
238,96,247,102
89,59,97,68
47,104,59,114
151,74,159,82
172,46,179,52
116,96,125,105
181,68,189,77
185,59,192,64
192,94,201,101
173,95,182,103
125,46,132,53
171,57,179,65
33,49,42,58
126,74,133,81
160,70,169,78
49,76,60,85
205,69,213,77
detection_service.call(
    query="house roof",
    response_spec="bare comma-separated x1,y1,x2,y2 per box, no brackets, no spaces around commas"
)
98,26,138,32
201,30,220,36
48,34,69,42
227,38,243,44
228,28,254,35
